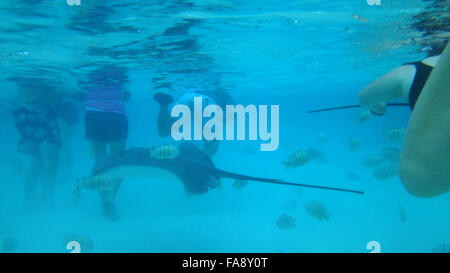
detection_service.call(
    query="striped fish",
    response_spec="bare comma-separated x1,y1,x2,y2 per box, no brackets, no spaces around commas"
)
304,200,331,222
76,175,121,192
284,150,310,169
373,164,398,181
383,128,405,143
150,144,180,160
348,137,360,152
382,147,401,163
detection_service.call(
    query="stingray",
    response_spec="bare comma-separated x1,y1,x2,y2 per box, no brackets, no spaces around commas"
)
91,142,364,195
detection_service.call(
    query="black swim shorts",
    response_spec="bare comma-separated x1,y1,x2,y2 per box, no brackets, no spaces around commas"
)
85,110,128,143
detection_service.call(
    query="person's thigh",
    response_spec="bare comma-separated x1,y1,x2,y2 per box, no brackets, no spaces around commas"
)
109,140,126,154
90,141,108,162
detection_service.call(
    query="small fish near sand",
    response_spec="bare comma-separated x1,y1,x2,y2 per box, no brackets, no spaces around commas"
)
1,238,19,253
382,147,401,163
150,144,180,160
306,148,327,163
304,200,331,222
63,234,94,252
73,175,121,202
76,175,121,192
232,179,248,191
361,155,385,168
348,137,360,152
284,150,310,169
276,214,296,230
383,128,405,143
373,164,398,181
355,110,372,123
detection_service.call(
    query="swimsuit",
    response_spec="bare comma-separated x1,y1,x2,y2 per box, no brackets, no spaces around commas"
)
404,61,434,110
13,103,61,154
85,88,126,114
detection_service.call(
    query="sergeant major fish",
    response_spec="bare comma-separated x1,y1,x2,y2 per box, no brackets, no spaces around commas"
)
361,155,385,168
150,144,180,160
382,147,401,163
355,110,372,123
304,200,331,222
276,214,296,229
348,137,360,152
73,175,121,202
373,164,398,181
383,128,405,143
284,150,310,169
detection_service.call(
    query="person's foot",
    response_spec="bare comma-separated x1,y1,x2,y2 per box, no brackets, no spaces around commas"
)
153,93,174,106
102,201,118,222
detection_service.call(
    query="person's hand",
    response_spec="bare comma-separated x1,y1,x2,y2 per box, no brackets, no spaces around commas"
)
370,102,387,116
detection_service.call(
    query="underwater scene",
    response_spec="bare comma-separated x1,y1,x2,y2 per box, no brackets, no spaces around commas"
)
0,0,449,253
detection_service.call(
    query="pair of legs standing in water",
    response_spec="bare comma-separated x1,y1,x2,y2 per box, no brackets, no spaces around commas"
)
23,142,59,204
89,139,125,220
14,96,63,205
84,109,129,221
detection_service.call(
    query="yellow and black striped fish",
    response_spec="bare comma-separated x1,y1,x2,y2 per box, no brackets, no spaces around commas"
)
150,144,180,160
284,150,310,169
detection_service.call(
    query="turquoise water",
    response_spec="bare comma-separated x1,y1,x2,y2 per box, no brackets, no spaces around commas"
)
0,0,449,253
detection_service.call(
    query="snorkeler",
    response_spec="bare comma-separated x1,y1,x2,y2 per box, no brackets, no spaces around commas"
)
357,40,450,197
13,85,76,205
153,88,234,158
80,68,131,221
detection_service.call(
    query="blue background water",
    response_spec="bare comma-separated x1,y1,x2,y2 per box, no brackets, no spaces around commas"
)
0,0,448,252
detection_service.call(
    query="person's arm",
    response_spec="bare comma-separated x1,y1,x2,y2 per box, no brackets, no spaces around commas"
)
358,65,415,108
399,42,450,198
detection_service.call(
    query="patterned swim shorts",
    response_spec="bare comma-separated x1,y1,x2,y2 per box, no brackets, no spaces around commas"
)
13,103,61,154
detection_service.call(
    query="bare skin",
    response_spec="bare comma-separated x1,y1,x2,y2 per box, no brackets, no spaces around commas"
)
358,56,440,110
357,49,448,197
90,139,126,206
59,121,76,184
399,44,450,197
80,89,130,220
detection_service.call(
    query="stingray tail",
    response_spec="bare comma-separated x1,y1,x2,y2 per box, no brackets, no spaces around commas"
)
213,169,364,195
307,103,409,114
